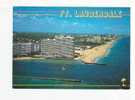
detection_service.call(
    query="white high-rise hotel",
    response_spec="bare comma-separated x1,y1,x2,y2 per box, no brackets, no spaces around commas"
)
13,42,40,56
13,43,33,56
40,36,74,58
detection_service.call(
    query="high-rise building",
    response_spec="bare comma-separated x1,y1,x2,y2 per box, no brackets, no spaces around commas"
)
13,42,40,56
13,43,33,56
32,41,40,54
40,36,74,59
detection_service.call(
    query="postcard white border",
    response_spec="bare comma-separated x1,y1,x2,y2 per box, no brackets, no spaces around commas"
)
0,0,135,100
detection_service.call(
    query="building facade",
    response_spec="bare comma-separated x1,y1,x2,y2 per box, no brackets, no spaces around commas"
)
13,43,33,56
32,42,40,54
40,36,74,59
13,42,40,56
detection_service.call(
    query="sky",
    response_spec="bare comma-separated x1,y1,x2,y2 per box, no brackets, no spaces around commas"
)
13,7,130,35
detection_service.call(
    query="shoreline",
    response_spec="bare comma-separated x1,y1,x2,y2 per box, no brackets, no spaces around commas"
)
75,40,115,64
13,57,45,60
95,39,118,63
13,40,116,64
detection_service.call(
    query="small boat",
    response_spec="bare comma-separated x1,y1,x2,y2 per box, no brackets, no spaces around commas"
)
62,66,66,71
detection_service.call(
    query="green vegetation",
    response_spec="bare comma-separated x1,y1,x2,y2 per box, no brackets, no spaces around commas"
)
13,32,117,47
13,32,57,42
74,34,117,46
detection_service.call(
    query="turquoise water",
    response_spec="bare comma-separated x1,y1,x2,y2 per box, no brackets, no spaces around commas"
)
13,37,130,87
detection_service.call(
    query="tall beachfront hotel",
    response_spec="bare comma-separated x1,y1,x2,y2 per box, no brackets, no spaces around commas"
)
13,42,40,56
13,43,33,56
40,35,74,59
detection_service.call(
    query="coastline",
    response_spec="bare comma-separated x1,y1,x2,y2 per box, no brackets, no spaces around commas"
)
95,39,118,63
14,40,116,64
13,57,45,61
76,40,115,64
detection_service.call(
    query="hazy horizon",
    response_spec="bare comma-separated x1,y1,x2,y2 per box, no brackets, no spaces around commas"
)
13,7,130,35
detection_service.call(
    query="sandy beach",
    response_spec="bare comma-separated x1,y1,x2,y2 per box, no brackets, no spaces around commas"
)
75,40,115,63
14,40,115,63
13,56,45,60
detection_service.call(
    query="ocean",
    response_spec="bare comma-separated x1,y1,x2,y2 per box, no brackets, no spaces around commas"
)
13,37,130,88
